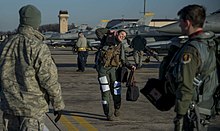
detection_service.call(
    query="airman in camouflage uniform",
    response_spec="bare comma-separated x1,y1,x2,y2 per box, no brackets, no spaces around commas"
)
163,5,218,131
0,5,65,130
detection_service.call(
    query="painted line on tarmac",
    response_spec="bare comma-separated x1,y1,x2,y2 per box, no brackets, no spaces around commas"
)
72,115,98,131
60,115,79,131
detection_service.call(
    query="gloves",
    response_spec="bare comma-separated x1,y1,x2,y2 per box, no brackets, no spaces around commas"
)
128,64,136,70
131,65,136,71
174,114,184,131
54,110,62,122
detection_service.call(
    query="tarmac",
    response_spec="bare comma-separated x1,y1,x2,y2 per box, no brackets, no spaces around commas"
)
0,46,220,131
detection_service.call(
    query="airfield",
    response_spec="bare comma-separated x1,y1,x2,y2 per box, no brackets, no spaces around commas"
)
0,46,220,131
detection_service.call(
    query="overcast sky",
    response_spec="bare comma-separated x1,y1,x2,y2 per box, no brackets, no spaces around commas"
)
0,0,219,31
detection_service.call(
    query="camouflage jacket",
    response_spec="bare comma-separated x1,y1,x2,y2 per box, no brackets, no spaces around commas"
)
0,25,65,118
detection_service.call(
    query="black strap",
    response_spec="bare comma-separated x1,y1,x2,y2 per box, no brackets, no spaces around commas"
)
126,70,135,87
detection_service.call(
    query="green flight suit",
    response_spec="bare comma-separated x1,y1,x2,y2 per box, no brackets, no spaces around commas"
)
166,31,218,130
131,35,147,68
96,28,132,118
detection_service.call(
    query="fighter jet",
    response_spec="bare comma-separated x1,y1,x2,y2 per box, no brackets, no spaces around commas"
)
45,20,108,47
83,20,109,39
145,9,220,54
48,24,88,41
157,9,220,35
109,12,155,38
49,20,109,41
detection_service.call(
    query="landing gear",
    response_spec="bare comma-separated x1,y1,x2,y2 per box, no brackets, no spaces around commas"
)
144,56,150,63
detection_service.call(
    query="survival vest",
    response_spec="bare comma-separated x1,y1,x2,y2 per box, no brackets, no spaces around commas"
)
214,36,220,114
99,44,121,67
192,34,220,116
96,32,122,67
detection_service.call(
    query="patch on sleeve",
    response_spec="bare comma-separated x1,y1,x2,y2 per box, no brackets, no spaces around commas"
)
182,53,191,64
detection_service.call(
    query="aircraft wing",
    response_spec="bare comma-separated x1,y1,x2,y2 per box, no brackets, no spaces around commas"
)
157,9,220,34
146,36,188,54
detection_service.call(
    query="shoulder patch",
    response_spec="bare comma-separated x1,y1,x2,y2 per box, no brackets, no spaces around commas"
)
182,53,191,64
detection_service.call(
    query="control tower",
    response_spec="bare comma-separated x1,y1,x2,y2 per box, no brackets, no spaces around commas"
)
58,10,69,33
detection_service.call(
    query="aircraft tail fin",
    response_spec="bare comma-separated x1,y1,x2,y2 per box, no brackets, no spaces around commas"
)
91,19,109,31
137,12,154,26
78,24,88,32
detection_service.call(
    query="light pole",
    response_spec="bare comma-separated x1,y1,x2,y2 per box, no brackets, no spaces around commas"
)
144,0,146,15
140,0,147,16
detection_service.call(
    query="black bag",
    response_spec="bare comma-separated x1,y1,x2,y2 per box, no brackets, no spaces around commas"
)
126,70,139,101
140,78,175,111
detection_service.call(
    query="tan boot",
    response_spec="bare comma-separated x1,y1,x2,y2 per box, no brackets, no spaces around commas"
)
107,115,114,121
114,109,120,117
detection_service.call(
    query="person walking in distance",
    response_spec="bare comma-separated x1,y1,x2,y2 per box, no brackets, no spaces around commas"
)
130,33,147,68
76,32,89,72
95,28,136,121
0,5,65,130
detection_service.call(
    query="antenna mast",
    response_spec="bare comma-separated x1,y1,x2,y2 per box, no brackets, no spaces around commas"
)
144,0,146,15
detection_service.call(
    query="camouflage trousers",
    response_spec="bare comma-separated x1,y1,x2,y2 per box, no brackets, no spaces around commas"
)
133,50,144,67
3,112,48,131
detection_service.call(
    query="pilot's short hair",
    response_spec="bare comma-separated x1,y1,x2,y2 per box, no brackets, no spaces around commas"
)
177,4,206,28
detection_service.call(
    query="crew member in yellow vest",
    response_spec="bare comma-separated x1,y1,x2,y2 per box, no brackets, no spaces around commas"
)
76,32,88,72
